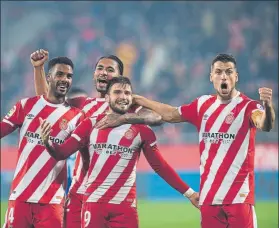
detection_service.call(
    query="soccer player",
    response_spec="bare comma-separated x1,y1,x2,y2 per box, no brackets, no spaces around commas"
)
30,49,163,227
1,57,84,228
119,54,275,228
65,87,89,194
39,77,200,228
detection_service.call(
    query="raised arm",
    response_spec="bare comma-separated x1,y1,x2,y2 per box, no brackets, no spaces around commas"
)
133,95,184,123
251,87,275,132
30,49,49,96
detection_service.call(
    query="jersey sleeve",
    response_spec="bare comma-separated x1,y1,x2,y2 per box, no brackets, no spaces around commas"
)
141,125,157,149
141,126,190,194
246,100,265,128
71,117,95,147
177,98,199,126
3,101,25,127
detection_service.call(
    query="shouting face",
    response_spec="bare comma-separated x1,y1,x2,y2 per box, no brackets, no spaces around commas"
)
210,61,238,100
93,58,120,93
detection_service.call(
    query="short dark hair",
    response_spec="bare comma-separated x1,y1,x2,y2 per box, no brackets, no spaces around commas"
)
95,55,124,75
106,76,132,94
211,54,237,68
48,57,74,72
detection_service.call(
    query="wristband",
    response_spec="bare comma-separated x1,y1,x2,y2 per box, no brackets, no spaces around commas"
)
183,188,195,198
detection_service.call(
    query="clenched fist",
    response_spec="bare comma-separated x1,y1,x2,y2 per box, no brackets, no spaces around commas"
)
259,87,273,107
30,49,49,67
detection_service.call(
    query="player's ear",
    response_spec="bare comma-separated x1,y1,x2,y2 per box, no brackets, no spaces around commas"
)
210,72,213,83
46,73,51,83
235,72,238,83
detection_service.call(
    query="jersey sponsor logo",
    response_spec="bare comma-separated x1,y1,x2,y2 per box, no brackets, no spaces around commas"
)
202,132,236,144
24,131,65,145
225,112,235,124
59,118,68,130
124,129,135,140
93,143,135,158
5,106,16,118
26,114,35,119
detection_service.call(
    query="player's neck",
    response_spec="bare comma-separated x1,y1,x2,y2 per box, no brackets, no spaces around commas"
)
45,92,66,104
98,92,106,98
217,89,240,103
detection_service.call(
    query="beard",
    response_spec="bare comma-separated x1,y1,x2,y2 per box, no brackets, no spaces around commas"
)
109,101,131,114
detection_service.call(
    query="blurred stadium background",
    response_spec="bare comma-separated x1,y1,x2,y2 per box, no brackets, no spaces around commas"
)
1,1,278,227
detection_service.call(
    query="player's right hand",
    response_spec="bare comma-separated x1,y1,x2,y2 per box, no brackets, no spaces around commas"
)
30,49,49,67
39,117,52,145
188,192,200,209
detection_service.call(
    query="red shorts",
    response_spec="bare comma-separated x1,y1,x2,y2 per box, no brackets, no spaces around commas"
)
81,202,139,228
3,200,63,228
63,192,83,228
200,204,257,228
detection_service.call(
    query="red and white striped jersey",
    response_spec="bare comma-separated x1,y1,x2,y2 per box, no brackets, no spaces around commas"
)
69,97,142,198
74,117,156,206
178,92,264,206
69,98,108,197
1,95,83,204
49,114,190,207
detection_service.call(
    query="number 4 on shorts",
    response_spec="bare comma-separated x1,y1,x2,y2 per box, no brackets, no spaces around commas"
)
5,207,15,224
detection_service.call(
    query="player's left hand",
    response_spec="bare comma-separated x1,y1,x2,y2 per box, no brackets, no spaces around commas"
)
259,87,273,107
39,117,52,145
95,113,126,129
188,192,200,209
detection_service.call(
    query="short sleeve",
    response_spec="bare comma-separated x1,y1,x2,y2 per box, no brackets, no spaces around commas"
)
3,101,25,127
177,98,198,126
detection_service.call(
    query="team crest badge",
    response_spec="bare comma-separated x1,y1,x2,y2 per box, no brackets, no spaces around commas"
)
5,106,16,118
124,129,135,140
225,112,235,124
59,118,68,130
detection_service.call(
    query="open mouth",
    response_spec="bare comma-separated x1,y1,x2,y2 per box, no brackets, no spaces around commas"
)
221,83,228,89
116,100,129,108
220,82,229,94
57,83,69,92
97,79,108,88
